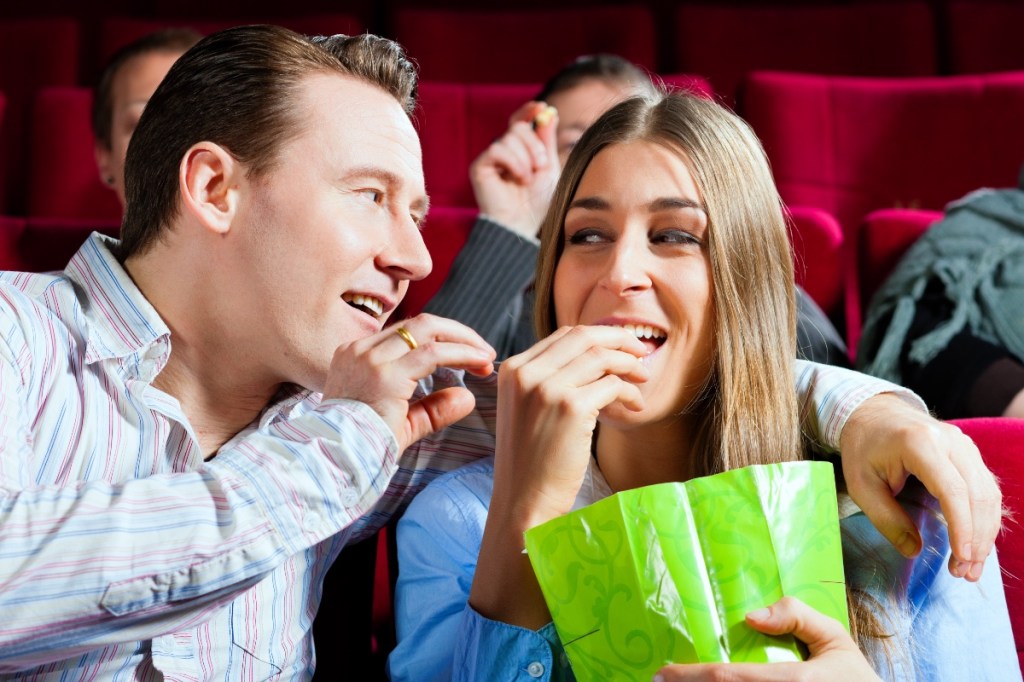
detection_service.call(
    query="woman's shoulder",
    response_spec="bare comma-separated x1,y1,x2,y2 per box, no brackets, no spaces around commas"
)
401,456,498,531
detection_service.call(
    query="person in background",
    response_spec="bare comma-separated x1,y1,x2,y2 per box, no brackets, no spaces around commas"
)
422,54,850,366
390,89,1014,682
858,171,1024,419
93,28,202,208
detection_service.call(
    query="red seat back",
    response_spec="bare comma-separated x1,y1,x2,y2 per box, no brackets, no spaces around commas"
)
0,215,25,271
788,205,844,319
0,18,80,214
947,1,1024,75
846,208,941,353
30,87,123,222
674,3,937,102
743,71,1024,241
17,218,120,273
97,14,365,68
949,417,1024,675
393,6,656,83
400,206,479,318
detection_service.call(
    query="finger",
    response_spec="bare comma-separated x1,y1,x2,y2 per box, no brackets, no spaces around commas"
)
744,596,852,656
656,661,808,682
405,386,477,444
393,314,495,356
948,436,1002,580
488,135,534,183
532,106,560,162
552,345,649,389
507,325,647,370
507,120,549,170
393,340,497,381
508,100,546,127
848,475,923,558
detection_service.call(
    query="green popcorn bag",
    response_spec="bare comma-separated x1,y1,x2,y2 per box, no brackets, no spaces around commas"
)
523,461,848,681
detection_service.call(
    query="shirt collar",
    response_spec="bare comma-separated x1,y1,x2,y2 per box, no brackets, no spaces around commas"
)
64,233,171,365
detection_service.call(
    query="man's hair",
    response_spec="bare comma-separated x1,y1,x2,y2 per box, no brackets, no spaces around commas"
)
92,28,203,150
535,53,657,103
119,26,418,259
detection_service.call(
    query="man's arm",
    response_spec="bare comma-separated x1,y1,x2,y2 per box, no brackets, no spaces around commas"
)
795,359,1002,581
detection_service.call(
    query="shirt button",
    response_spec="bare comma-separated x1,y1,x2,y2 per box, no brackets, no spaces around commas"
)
305,512,322,530
526,661,545,678
340,488,360,508
560,653,569,668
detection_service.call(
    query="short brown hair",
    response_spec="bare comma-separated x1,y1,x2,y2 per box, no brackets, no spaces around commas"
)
120,26,418,259
92,28,203,150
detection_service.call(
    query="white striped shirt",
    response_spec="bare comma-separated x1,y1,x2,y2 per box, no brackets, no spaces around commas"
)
0,233,918,678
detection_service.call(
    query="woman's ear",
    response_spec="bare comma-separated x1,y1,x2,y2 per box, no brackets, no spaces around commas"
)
179,142,241,236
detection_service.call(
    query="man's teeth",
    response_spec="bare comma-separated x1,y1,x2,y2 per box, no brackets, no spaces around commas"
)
343,293,384,317
618,324,667,340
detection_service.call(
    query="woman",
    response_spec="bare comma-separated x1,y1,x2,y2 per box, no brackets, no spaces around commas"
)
389,91,1017,680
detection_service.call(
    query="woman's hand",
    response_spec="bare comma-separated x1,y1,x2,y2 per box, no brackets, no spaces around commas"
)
655,597,881,682
322,314,495,452
839,393,1002,581
469,100,561,238
470,325,647,629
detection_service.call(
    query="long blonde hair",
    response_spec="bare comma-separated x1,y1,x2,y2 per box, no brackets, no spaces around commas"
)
534,90,804,473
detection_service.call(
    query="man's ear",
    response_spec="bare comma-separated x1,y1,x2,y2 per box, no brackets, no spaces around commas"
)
179,142,241,236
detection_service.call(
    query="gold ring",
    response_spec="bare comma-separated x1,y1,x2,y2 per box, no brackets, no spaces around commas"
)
395,326,418,351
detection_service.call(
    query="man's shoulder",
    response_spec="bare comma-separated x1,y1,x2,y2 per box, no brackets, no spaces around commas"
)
0,272,75,337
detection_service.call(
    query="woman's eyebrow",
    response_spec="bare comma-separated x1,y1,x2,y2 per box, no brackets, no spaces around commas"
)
647,197,706,213
567,196,610,211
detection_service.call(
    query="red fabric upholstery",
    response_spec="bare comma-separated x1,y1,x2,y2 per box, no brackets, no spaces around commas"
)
400,206,478,317
947,1,1024,75
846,208,941,356
788,205,844,319
0,18,79,214
416,82,539,208
674,3,937,102
97,15,365,67
948,417,1024,674
393,6,656,83
743,71,1024,241
0,216,25,271
16,218,119,273
29,87,123,221
659,73,714,99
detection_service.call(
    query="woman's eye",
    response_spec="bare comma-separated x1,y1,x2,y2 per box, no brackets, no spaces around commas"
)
566,229,606,245
653,229,700,246
361,189,383,203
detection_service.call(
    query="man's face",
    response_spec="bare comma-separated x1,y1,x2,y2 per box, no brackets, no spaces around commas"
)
227,72,431,392
95,49,184,207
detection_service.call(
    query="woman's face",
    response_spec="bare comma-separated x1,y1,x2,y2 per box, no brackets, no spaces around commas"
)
546,78,641,166
553,140,715,427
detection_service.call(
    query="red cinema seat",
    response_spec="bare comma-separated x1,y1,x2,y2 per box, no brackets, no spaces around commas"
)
416,82,539,208
673,2,937,103
393,6,656,83
0,216,25,271
788,205,844,321
97,14,365,68
847,208,941,355
0,18,80,214
743,71,1024,241
947,1,1024,75
660,73,714,99
17,218,120,274
948,417,1024,675
400,206,478,317
29,87,123,222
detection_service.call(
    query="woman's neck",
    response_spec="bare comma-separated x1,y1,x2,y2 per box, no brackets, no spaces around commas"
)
593,415,699,492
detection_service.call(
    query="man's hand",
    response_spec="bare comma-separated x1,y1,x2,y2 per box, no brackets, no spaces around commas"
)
655,597,881,681
469,101,560,238
840,393,1002,581
322,314,495,451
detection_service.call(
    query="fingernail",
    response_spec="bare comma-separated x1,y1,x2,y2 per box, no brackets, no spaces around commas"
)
746,607,770,622
898,531,920,557
969,561,984,581
953,560,969,577
961,543,974,562
652,676,665,682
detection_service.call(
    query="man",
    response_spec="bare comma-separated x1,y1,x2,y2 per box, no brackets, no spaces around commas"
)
94,28,202,209
0,25,1000,677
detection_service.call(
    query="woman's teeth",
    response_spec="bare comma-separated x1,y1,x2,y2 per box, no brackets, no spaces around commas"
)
343,293,384,317
618,323,667,341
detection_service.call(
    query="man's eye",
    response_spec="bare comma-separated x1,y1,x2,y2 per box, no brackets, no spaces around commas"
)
362,189,383,203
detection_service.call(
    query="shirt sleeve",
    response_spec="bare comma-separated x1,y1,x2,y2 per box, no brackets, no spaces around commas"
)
0,353,401,671
421,217,539,359
388,465,572,682
794,359,928,454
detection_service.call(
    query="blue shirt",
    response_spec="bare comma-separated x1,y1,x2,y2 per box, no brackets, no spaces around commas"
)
391,457,1019,682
